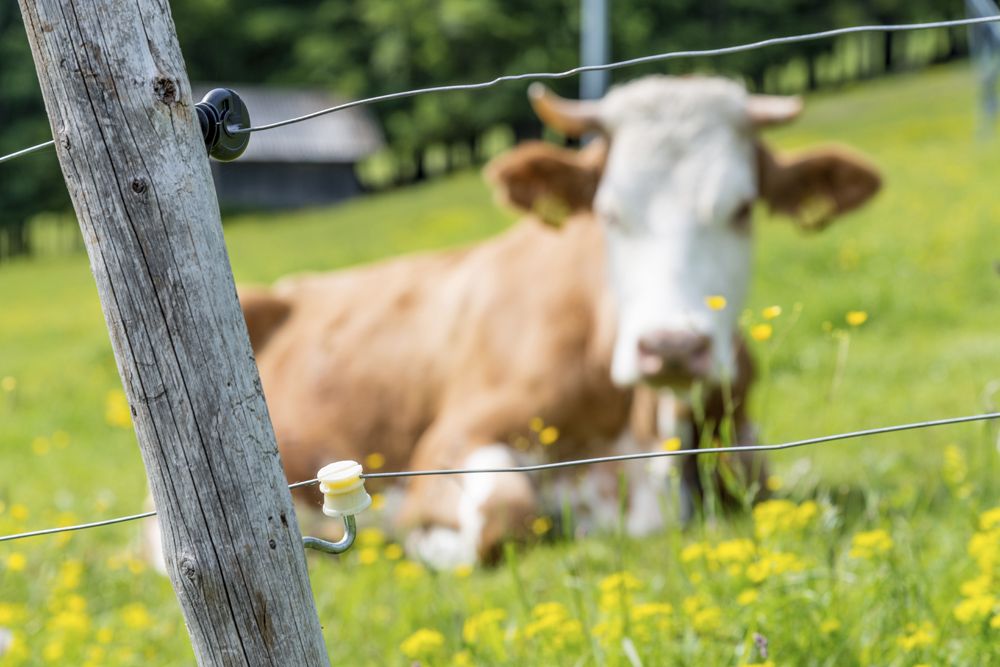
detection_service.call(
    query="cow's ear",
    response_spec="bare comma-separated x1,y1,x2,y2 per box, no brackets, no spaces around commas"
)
756,142,881,231
484,139,606,226
239,287,291,352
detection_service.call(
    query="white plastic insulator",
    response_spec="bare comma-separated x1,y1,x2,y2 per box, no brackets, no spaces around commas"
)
317,460,371,518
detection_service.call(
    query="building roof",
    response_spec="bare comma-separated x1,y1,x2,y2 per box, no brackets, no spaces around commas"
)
193,84,385,164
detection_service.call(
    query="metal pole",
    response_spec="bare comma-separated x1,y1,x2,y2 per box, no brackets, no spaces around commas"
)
580,0,611,100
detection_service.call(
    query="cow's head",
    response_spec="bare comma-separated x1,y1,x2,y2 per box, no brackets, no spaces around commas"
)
488,75,881,390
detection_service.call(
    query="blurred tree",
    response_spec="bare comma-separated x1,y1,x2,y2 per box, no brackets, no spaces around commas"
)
0,0,974,251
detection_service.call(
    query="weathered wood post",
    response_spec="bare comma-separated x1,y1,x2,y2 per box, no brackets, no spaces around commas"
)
17,1,331,663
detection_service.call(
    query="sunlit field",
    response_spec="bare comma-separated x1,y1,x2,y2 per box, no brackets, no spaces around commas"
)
2,64,999,665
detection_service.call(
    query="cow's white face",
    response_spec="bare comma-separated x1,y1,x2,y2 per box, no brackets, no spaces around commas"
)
491,76,879,390
595,78,757,387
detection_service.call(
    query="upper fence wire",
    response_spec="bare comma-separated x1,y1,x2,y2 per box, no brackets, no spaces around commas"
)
2,15,1000,164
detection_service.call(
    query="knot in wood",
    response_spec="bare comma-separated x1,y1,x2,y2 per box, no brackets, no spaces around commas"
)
130,177,148,194
154,76,178,105
179,555,200,584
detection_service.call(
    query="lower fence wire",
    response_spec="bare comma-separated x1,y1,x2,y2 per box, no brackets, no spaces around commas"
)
1,411,997,544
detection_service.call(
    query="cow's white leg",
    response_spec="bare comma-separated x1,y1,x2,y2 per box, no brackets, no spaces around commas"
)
405,444,534,570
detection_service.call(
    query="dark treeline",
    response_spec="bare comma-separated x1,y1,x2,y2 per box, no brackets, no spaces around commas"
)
0,0,967,260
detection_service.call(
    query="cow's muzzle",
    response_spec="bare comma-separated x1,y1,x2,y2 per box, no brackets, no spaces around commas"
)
636,330,712,387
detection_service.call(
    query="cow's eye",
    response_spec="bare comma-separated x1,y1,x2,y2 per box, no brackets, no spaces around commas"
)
731,200,753,231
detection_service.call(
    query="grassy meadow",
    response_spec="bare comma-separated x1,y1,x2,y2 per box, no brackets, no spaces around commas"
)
2,64,1000,665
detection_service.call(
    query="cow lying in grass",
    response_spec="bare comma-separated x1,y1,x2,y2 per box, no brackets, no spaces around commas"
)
154,76,880,571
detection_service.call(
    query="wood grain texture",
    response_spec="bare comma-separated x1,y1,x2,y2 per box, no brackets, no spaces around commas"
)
16,1,331,664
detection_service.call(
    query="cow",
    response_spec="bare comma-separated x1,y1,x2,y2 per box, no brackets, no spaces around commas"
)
159,75,881,571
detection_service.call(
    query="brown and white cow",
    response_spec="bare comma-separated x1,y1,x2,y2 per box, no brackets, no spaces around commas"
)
234,75,880,569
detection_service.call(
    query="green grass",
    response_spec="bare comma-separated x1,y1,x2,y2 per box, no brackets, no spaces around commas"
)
2,64,999,665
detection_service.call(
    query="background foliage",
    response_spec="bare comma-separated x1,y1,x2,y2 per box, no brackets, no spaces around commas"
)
0,0,973,259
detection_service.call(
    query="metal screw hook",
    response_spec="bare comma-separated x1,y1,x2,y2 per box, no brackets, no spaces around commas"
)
302,514,357,555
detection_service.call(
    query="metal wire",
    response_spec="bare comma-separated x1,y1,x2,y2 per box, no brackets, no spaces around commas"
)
1,411,997,544
0,139,55,165
3,15,998,162
239,16,1000,134
0,511,156,543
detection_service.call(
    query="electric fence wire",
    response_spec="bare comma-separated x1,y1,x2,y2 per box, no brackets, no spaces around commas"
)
2,411,997,544
2,16,999,163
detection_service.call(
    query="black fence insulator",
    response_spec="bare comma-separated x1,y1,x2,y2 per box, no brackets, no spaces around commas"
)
195,88,251,162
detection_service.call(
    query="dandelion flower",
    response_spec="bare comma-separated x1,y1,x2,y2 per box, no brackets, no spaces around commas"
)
384,544,404,561
453,564,473,579
737,588,759,606
532,516,552,536
705,295,727,311
979,506,1000,531
120,603,153,629
394,560,425,582
5,553,26,572
849,529,894,560
750,324,772,342
820,618,841,634
358,547,379,565
761,305,782,320
364,452,385,470
954,595,995,624
104,389,132,429
31,436,50,456
529,417,544,432
661,437,682,451
358,527,385,547
845,311,868,327
371,493,386,510
896,622,936,651
1,376,16,391
10,504,28,521
539,426,559,446
400,628,445,661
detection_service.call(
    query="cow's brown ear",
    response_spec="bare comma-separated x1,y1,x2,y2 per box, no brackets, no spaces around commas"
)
757,142,881,231
484,139,606,226
239,287,291,352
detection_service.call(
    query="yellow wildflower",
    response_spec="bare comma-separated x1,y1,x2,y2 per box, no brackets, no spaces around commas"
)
820,618,841,634
0,603,25,624
454,564,473,579
384,543,404,561
42,640,64,662
765,475,783,492
523,602,582,650
705,295,727,311
52,430,70,448
737,588,759,606
741,662,775,667
960,574,993,598
371,493,386,510
681,542,708,563
1,376,16,392
845,311,868,327
364,452,386,470
529,417,544,432
400,628,446,661
452,650,475,666
358,547,379,565
762,305,782,319
358,527,385,547
56,560,84,590
121,603,153,629
749,323,772,342
5,552,26,572
692,606,722,633
462,608,506,645
96,627,114,644
532,516,552,536
954,595,995,623
32,436,50,456
849,529,894,560
942,444,967,487
980,507,1000,532
598,571,642,611
394,560,425,582
105,389,132,428
539,426,559,446
991,615,1000,629
897,622,936,651
753,499,817,539
10,504,28,521
661,436,682,451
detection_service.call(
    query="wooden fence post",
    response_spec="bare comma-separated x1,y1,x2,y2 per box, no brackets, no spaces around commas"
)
16,1,331,664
